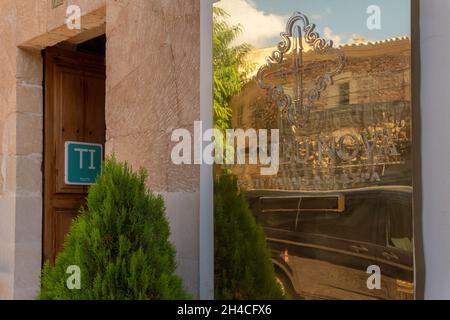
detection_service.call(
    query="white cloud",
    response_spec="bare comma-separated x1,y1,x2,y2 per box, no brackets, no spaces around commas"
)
349,33,371,45
216,0,287,48
323,27,373,46
323,27,345,47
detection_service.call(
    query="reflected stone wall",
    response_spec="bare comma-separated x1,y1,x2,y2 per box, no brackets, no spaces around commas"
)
230,38,412,192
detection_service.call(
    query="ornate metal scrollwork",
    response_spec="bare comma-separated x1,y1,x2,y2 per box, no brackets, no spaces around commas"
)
257,12,346,128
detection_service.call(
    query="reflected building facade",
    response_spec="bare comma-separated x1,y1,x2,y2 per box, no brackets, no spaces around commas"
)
231,37,411,192
225,29,415,300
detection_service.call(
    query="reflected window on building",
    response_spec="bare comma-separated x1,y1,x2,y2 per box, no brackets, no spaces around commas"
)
339,82,350,105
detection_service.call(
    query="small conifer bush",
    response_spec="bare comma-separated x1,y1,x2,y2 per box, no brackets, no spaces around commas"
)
214,172,285,300
39,157,189,300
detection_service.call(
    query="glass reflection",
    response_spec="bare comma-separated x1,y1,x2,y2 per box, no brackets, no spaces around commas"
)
215,0,414,300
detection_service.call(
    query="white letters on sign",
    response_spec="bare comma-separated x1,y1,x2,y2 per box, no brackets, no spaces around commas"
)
74,148,97,170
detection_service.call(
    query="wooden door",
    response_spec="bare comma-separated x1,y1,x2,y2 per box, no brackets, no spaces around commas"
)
44,47,106,264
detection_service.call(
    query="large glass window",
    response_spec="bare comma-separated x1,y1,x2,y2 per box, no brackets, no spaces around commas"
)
214,0,416,300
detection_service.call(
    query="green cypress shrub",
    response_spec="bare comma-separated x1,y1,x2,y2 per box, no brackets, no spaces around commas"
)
39,157,189,300
214,173,285,300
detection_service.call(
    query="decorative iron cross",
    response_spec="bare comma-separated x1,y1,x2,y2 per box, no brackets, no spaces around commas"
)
257,12,346,128
265,25,305,113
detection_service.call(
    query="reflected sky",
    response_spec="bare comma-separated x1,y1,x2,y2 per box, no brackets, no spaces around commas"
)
215,0,411,48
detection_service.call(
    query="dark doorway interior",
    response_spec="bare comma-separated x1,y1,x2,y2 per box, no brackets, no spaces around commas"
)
76,34,106,55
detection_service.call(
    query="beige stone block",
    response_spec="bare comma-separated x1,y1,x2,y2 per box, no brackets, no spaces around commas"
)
13,242,41,295
160,1,200,127
16,0,106,47
6,156,17,194
105,0,131,34
0,243,15,273
106,0,166,90
162,191,200,298
13,287,39,301
67,23,105,45
104,138,113,157
45,0,106,33
15,113,43,156
15,156,42,196
23,32,69,49
163,192,200,260
105,71,141,136
161,0,199,18
0,197,16,243
167,164,200,193
107,49,182,136
0,271,14,300
0,164,3,194
15,0,47,47
0,75,17,116
16,49,43,86
16,84,43,115
106,0,202,194
14,196,42,244
2,114,17,157
166,123,200,193
18,4,106,49
48,25,85,40
0,0,17,73
176,257,199,299
108,126,200,194
109,131,171,192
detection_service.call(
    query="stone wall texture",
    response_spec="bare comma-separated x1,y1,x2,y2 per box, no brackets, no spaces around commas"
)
105,0,201,297
0,0,18,300
0,0,202,299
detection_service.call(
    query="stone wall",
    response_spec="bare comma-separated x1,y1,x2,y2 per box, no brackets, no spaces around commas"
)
0,0,18,300
105,0,201,297
0,0,203,299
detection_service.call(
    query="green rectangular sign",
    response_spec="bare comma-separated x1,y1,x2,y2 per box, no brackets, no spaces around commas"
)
65,141,103,185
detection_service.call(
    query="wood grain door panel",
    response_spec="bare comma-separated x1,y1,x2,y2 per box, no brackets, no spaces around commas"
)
54,209,80,255
84,72,106,145
54,65,87,194
44,47,105,264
